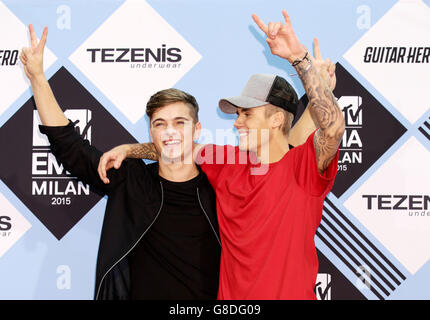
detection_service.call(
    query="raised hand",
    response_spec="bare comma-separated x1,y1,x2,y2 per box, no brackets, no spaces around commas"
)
19,24,48,80
97,145,130,184
252,10,306,63
311,38,336,91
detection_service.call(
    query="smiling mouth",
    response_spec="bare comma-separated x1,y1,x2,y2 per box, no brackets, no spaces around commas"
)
163,139,181,146
238,130,248,137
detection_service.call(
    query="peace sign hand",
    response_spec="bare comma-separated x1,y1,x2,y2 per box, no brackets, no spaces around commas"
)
19,24,48,80
252,10,306,63
311,38,336,91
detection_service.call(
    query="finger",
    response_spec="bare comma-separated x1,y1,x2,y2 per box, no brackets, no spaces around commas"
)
100,155,112,180
37,26,48,51
266,37,274,49
19,53,26,65
328,62,336,76
19,49,28,62
22,47,31,56
282,10,292,28
268,22,275,38
114,160,121,169
313,38,322,60
252,13,269,35
324,58,333,73
29,24,38,48
102,160,113,183
105,160,114,169
114,155,125,169
272,22,282,38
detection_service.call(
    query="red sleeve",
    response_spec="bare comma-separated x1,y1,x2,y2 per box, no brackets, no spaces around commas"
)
196,144,237,189
293,130,339,197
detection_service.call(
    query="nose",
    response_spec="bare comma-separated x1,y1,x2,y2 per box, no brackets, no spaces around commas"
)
164,124,178,137
234,114,244,129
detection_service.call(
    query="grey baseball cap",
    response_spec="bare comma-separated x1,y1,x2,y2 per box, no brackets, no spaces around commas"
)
219,74,299,117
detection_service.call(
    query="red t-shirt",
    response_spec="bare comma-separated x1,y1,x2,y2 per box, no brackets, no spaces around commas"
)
197,130,339,300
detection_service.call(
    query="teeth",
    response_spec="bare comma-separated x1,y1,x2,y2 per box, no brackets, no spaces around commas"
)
239,132,248,137
164,140,181,145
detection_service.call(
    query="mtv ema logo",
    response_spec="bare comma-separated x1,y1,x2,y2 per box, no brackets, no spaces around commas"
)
328,63,407,197
69,0,201,123
345,137,430,275
338,95,363,170
32,110,92,201
0,67,137,239
0,192,31,258
0,1,56,116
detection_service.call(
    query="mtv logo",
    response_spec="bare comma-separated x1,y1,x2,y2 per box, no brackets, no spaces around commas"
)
0,67,138,240
32,109,92,147
338,96,363,126
315,273,332,300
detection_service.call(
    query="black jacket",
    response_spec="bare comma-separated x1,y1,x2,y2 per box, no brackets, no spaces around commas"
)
39,121,221,300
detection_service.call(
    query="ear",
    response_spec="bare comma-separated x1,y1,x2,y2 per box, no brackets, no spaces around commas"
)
193,121,202,141
271,111,285,130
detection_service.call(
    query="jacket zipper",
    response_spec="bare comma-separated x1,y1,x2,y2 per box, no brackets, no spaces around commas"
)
95,180,164,300
197,187,222,247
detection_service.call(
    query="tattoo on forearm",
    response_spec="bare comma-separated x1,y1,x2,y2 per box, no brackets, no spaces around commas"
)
295,59,345,173
313,130,340,173
129,143,159,161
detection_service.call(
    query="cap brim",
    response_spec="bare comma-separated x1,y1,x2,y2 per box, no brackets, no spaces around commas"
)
218,96,268,114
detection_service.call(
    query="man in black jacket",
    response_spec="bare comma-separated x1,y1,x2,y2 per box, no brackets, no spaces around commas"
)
20,24,221,300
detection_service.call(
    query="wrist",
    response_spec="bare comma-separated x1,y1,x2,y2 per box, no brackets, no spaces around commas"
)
291,52,312,72
287,49,307,64
29,72,47,85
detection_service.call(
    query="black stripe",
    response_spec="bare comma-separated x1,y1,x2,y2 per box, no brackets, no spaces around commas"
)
325,198,406,280
316,229,385,300
323,205,401,286
419,127,430,141
424,121,430,131
321,213,396,290
318,224,390,297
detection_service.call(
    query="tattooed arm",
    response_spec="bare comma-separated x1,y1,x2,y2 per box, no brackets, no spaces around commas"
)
98,142,158,184
97,142,207,183
294,54,344,174
288,38,336,148
252,10,345,174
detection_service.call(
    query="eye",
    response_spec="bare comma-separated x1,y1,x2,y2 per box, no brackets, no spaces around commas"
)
154,122,165,127
177,121,185,125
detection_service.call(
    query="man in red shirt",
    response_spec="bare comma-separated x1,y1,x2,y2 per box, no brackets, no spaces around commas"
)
98,10,344,299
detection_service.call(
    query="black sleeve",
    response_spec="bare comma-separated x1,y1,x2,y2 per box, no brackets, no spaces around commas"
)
38,120,127,195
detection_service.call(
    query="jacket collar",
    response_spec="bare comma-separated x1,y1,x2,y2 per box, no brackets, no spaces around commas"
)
146,161,204,186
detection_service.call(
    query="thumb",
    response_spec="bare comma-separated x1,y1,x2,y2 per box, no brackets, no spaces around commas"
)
114,157,123,169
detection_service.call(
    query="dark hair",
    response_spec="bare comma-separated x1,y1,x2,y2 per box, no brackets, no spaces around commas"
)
146,88,199,123
265,105,294,136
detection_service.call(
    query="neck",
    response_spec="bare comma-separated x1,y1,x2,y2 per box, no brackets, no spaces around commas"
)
257,133,290,164
158,160,199,182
